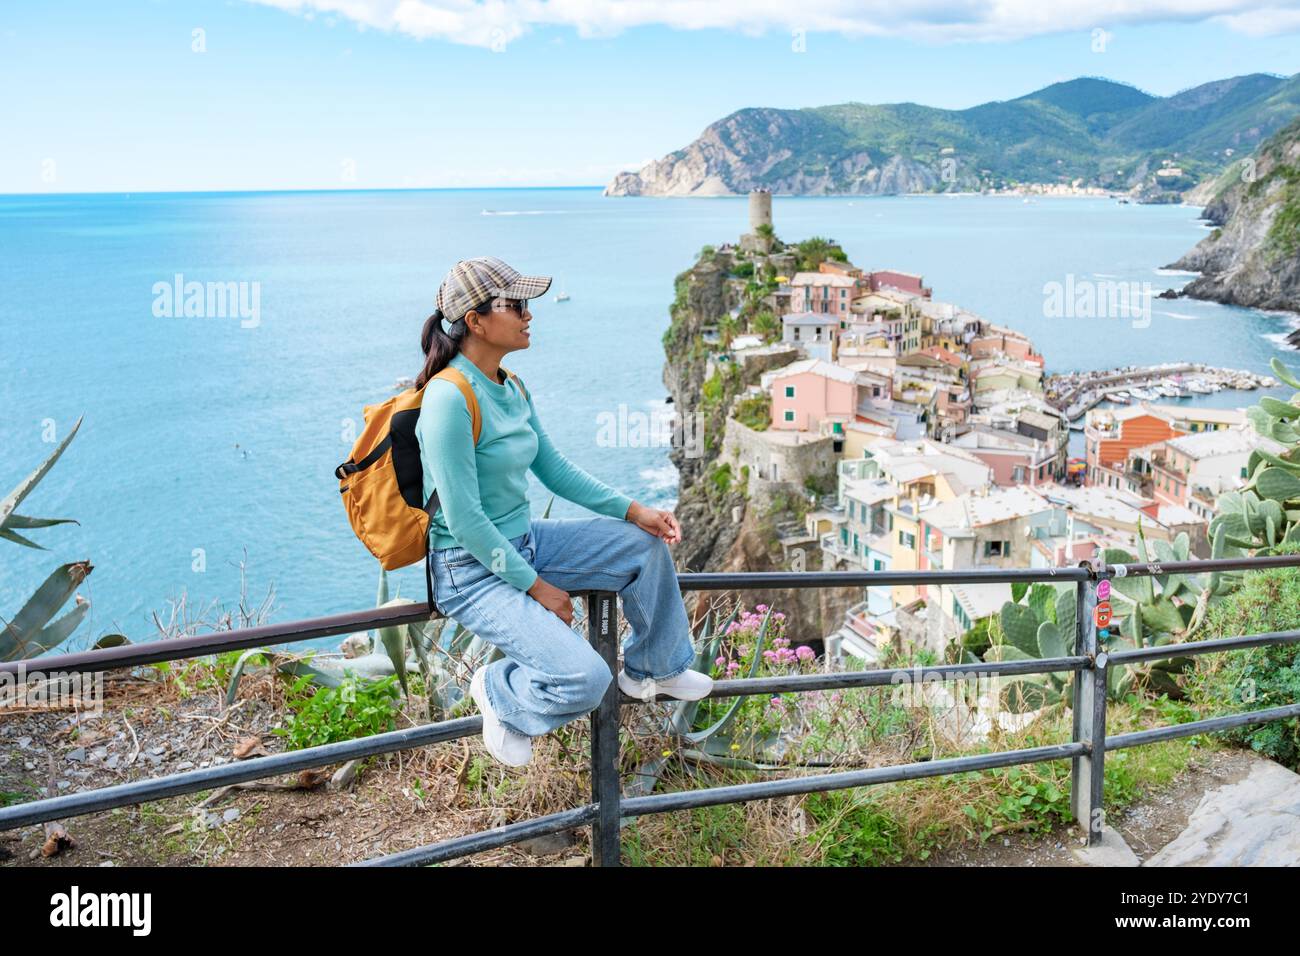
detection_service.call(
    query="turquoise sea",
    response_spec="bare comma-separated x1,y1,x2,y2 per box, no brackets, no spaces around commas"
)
2,188,1296,650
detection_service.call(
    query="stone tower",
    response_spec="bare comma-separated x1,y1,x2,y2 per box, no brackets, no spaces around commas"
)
748,188,772,232
740,188,774,254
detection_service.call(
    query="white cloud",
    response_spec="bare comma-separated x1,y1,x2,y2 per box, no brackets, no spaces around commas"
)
245,0,1300,46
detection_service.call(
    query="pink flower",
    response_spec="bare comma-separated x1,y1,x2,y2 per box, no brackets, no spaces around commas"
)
714,656,727,667
756,604,769,613
775,612,785,620
796,646,814,661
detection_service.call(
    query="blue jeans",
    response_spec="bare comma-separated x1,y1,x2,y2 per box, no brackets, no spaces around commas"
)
428,515,697,738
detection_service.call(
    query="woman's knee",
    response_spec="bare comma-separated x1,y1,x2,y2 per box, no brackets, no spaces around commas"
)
552,657,612,712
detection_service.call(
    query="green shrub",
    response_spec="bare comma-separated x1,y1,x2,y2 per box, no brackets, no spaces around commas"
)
733,394,770,431
1185,561,1300,770
273,674,401,750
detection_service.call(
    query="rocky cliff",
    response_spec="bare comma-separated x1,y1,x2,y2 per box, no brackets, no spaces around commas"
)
1168,117,1300,320
607,108,960,197
662,243,860,648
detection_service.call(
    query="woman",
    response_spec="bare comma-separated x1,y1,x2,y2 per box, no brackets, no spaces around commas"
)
414,256,712,767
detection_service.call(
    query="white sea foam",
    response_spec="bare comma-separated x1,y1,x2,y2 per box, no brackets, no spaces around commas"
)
1154,267,1198,276
1156,311,1199,320
639,463,679,492
480,209,568,216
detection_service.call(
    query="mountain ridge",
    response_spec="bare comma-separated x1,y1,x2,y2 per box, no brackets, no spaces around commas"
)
606,73,1300,199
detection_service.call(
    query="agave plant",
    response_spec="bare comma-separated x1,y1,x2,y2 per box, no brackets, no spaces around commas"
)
0,416,99,663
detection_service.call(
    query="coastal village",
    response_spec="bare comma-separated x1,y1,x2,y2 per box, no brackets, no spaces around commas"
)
682,190,1281,665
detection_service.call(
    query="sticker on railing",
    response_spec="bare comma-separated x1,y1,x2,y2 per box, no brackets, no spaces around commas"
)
1111,564,1127,577
1097,627,1110,644
1094,602,1113,628
1096,579,1111,600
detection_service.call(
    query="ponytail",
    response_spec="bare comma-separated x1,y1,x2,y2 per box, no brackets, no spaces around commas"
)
414,308,466,388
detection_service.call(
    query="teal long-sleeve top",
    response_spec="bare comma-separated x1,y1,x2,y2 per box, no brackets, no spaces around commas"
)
415,351,634,592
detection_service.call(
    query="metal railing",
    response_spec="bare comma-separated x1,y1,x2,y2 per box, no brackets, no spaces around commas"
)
4,555,1300,866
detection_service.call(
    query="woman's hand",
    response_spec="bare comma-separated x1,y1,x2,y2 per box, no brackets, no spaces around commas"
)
527,575,574,626
626,501,682,545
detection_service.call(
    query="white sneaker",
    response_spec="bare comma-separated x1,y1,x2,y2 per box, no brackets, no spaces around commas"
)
469,667,533,767
617,667,714,703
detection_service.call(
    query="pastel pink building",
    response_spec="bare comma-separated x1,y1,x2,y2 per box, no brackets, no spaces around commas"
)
789,272,860,318
866,270,931,299
769,359,878,433
970,329,1044,366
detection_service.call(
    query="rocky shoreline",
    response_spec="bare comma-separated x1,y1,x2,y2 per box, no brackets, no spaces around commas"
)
1165,117,1300,328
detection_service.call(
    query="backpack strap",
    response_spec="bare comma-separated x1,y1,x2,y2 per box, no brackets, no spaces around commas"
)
422,366,485,524
431,366,483,445
500,366,529,401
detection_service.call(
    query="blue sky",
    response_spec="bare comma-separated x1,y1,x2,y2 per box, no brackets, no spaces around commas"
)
3,0,1299,193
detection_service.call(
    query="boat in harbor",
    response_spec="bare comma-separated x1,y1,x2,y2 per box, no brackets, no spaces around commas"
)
1186,378,1214,394
1104,391,1131,404
1161,378,1190,398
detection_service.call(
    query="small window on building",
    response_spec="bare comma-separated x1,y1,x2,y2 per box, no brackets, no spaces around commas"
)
983,540,1008,557
785,385,795,398
832,421,843,434
783,410,794,422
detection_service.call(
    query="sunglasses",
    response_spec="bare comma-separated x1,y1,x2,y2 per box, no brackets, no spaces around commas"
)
475,297,530,316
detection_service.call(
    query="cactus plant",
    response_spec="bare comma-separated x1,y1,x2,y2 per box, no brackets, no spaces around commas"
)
1207,357,1300,556
976,581,1134,715
1,416,96,662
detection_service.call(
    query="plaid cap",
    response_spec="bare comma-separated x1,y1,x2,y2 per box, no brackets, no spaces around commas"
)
435,256,552,322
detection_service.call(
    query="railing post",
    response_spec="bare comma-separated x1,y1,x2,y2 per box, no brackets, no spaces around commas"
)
586,591,621,867
1070,558,1107,845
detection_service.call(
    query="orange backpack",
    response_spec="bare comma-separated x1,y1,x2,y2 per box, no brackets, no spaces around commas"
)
334,364,528,608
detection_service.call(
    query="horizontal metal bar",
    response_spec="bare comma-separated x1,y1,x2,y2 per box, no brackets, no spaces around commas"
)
1106,702,1300,751
357,741,1087,866
619,742,1088,818
0,715,480,832
0,603,435,678
628,656,1092,703
354,805,600,867
676,567,1090,590
1106,629,1300,665
1106,553,1300,578
15,553,1300,679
